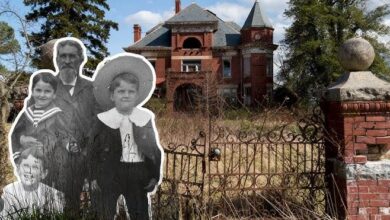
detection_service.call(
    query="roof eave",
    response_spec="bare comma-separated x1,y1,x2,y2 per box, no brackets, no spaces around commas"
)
212,46,239,50
241,26,274,31
123,46,172,52
239,43,278,50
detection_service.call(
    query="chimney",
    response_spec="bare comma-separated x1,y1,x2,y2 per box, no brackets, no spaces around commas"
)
133,24,141,42
175,0,181,14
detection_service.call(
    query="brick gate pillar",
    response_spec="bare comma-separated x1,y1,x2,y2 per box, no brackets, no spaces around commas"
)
322,38,390,220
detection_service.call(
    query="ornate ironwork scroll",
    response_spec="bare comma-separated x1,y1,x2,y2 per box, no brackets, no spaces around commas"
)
207,108,326,217
153,131,206,219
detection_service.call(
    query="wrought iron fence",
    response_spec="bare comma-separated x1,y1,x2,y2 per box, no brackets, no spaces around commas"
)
153,108,326,219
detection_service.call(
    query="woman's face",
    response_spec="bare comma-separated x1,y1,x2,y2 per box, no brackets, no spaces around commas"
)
110,80,139,114
32,80,56,109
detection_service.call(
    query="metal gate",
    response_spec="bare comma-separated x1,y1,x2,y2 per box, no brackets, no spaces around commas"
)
153,109,326,219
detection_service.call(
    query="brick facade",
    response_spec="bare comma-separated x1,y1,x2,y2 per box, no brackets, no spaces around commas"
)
124,1,277,111
323,100,390,220
322,38,390,220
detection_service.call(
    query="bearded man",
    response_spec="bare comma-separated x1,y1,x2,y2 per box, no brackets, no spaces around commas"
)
52,37,101,216
54,38,99,138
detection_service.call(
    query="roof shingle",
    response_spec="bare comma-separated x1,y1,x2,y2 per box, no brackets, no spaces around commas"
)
166,3,218,23
126,2,276,49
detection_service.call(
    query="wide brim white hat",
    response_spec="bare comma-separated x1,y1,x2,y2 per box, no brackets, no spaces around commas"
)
93,54,155,111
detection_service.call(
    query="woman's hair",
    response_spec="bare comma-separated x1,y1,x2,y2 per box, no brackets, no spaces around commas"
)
109,72,139,93
17,147,47,169
32,72,58,92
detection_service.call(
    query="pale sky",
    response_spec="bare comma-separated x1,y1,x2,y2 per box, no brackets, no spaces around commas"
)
1,0,389,71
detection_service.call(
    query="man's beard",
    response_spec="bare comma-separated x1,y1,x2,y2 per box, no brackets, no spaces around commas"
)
59,67,78,84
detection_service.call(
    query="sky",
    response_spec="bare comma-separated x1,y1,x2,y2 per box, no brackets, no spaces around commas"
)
2,0,290,56
107,0,293,54
1,0,389,70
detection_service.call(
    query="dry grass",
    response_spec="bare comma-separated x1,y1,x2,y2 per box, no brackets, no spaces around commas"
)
152,108,329,219
0,123,16,190
0,107,332,219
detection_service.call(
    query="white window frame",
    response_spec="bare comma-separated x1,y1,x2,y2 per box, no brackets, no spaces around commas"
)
181,60,201,72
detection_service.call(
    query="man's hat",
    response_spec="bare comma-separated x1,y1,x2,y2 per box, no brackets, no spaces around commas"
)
93,54,155,111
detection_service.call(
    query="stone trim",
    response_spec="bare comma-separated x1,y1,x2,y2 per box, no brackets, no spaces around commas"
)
325,71,390,101
324,101,390,115
346,161,390,180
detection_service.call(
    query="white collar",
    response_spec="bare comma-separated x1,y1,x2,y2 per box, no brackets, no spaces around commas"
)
97,107,151,129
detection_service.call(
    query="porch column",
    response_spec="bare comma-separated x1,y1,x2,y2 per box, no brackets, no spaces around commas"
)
322,38,390,220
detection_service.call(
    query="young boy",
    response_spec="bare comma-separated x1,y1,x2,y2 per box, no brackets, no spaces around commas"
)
89,55,162,220
1,147,64,219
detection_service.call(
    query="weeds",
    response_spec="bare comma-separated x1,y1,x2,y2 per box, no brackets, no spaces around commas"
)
0,105,338,219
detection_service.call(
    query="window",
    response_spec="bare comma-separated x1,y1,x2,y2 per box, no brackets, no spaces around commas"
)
244,57,251,77
266,57,273,77
183,37,202,49
223,59,231,78
218,87,237,105
148,60,156,70
219,88,236,97
182,60,201,72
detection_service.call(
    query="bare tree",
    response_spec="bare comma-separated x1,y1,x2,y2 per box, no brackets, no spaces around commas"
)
0,1,33,188
0,1,33,129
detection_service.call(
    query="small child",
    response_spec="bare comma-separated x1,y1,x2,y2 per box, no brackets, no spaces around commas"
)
89,55,162,220
10,71,77,191
1,147,64,219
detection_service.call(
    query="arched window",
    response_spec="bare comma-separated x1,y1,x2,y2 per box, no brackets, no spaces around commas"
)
183,37,202,49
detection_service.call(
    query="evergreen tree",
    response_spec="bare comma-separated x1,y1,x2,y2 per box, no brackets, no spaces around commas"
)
280,0,390,104
24,0,118,73
0,21,20,70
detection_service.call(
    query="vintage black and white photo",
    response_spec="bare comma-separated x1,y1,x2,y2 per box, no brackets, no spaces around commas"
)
5,37,163,219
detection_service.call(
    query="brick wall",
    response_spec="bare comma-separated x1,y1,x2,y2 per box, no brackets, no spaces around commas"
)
322,101,390,220
347,179,390,220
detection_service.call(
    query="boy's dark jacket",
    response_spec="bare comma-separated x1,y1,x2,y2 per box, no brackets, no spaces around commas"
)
88,117,162,190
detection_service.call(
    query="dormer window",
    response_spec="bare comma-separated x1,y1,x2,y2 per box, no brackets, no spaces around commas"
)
183,37,202,49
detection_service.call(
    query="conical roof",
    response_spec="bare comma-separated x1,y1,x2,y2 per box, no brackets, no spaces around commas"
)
242,0,272,29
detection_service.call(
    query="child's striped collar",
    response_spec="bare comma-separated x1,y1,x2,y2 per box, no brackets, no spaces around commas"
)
25,106,62,127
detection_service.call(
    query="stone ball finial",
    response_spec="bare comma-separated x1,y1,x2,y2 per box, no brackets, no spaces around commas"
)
338,37,375,71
